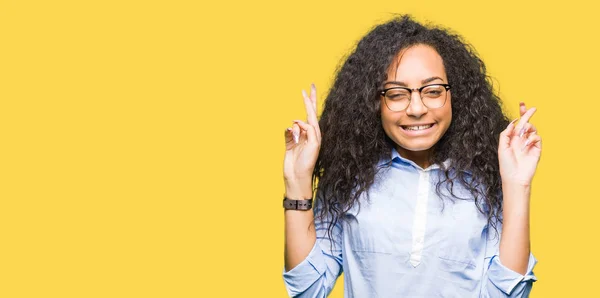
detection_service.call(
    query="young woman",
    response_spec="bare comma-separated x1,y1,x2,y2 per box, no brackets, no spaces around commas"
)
282,15,541,297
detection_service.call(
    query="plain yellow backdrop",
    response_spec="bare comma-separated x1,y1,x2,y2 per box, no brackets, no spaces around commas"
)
1,0,598,297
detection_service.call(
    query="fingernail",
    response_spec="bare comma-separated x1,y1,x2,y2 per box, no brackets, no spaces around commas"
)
519,127,525,138
311,83,315,89
509,118,518,125
302,90,308,98
293,131,299,143
520,102,525,106
522,140,530,151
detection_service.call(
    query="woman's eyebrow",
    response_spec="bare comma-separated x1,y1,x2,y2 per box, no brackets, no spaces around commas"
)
383,76,445,87
421,76,444,85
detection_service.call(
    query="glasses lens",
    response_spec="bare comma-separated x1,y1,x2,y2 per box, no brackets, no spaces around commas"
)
421,85,447,109
385,88,410,111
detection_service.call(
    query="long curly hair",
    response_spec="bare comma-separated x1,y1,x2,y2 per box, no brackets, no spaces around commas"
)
313,15,510,241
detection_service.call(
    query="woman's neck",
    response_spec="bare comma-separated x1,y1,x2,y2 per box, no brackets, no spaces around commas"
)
396,146,433,169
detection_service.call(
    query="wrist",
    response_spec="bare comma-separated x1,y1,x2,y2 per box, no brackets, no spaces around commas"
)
502,182,532,210
284,176,313,195
284,192,313,200
500,175,532,188
284,183,313,201
284,173,312,184
502,181,531,194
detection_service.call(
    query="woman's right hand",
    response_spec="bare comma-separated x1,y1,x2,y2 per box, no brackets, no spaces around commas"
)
283,84,322,196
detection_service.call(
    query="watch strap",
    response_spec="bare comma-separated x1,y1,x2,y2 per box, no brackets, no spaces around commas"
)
283,196,313,210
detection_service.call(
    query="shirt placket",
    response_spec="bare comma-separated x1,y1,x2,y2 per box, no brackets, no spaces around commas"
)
409,169,430,267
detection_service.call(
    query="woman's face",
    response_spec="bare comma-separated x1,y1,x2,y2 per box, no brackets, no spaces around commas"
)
380,44,452,161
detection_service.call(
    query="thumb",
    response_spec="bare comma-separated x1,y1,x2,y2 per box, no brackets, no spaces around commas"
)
499,118,518,151
284,127,297,151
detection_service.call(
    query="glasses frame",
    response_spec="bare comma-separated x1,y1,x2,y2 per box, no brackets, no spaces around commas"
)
379,83,451,112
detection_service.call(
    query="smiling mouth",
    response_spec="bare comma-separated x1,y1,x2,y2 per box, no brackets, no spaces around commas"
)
400,124,434,131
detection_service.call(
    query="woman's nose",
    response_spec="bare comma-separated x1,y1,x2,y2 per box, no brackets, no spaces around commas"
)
405,92,428,117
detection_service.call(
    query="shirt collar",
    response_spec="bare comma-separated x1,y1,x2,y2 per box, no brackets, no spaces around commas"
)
379,147,453,172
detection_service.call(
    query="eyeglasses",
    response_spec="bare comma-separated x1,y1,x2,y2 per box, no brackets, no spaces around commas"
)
379,83,451,112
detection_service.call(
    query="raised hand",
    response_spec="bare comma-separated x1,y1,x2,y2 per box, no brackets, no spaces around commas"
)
498,102,542,187
283,84,322,197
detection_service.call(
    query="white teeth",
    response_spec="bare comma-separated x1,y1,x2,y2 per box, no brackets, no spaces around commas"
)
404,124,433,131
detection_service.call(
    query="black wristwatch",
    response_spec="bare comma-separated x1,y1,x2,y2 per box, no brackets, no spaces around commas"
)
283,196,313,210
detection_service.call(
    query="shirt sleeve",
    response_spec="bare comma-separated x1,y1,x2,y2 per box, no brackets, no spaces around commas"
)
480,220,537,298
282,192,344,298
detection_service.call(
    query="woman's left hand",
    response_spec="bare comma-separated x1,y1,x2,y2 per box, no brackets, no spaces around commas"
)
498,102,542,187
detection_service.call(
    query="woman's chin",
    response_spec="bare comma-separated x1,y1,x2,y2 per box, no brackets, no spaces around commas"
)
396,143,435,153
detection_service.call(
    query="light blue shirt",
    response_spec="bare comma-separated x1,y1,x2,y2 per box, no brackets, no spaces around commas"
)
282,148,537,297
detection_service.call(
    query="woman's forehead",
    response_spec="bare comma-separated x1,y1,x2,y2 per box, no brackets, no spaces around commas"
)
386,45,447,82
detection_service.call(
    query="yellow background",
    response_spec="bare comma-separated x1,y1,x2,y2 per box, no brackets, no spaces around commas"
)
1,0,598,297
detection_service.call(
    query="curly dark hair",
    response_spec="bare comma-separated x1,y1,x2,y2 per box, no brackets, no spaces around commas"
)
313,15,511,242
